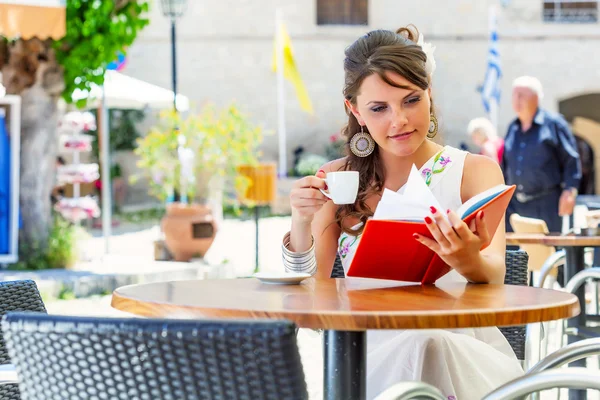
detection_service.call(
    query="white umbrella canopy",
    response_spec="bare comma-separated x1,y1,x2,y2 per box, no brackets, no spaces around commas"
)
72,70,190,112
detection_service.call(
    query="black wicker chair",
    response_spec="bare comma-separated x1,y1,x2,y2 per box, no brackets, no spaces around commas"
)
499,250,529,361
0,280,47,400
331,249,530,360
1,313,308,400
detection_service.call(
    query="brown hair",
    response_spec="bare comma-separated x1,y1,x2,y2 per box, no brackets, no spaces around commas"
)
335,25,432,235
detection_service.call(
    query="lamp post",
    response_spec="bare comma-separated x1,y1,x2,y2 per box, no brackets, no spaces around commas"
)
160,0,188,205
159,0,188,112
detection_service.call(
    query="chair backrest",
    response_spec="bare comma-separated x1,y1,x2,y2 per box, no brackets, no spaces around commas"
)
331,254,345,278
509,213,554,272
500,249,529,361
0,280,46,400
1,313,308,400
482,368,600,400
331,250,530,361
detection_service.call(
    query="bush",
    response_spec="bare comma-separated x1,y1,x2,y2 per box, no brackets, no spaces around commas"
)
325,133,346,160
10,215,81,270
295,153,328,176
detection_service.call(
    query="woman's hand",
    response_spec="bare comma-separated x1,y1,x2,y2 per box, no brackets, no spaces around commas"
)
289,169,330,225
413,206,491,274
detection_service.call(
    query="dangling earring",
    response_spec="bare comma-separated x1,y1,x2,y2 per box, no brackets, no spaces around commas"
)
350,125,375,157
427,114,438,139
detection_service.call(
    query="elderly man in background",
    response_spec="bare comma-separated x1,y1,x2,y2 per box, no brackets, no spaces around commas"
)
502,76,582,233
467,117,504,164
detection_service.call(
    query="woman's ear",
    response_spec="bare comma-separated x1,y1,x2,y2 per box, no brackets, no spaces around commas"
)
344,99,365,125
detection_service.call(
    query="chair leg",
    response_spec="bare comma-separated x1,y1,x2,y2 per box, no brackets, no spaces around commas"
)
543,321,552,361
594,281,599,314
537,322,546,364
559,320,565,349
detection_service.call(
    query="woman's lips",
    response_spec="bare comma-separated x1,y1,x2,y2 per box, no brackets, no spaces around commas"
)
388,130,415,141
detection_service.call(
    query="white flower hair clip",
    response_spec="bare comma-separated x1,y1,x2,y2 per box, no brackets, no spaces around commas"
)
417,33,436,77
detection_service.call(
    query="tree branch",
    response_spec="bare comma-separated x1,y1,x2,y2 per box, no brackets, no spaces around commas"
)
0,38,8,71
114,0,134,13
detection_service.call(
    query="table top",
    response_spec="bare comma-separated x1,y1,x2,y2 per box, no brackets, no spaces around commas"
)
506,232,600,247
111,277,580,331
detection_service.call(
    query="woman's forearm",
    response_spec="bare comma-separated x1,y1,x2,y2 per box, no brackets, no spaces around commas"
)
290,213,313,253
460,253,506,284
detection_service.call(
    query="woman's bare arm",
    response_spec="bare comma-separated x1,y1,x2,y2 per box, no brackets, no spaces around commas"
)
459,154,507,283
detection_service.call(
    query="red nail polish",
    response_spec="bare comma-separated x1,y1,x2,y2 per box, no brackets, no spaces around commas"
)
324,183,328,190
430,206,437,214
446,209,451,214
413,233,419,239
317,169,325,175
480,210,484,218
424,216,433,224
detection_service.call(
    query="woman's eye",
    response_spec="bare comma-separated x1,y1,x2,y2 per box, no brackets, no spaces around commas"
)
406,96,421,105
371,105,387,113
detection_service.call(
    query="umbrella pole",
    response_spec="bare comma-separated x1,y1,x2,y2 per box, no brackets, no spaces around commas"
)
99,86,111,255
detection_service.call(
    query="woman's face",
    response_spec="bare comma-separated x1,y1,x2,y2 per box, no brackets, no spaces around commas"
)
346,71,431,157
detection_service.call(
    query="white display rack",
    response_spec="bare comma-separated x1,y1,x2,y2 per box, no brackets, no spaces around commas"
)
55,112,100,223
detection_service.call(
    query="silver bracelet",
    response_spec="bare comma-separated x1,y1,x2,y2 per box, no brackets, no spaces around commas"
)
281,232,317,275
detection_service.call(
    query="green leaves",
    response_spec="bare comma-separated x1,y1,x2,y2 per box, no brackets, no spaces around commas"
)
132,104,266,203
54,0,151,107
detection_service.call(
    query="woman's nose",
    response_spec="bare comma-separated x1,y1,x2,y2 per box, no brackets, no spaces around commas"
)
391,108,408,128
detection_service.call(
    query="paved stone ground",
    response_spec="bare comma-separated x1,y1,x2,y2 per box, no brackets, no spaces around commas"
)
43,217,599,399
80,216,294,277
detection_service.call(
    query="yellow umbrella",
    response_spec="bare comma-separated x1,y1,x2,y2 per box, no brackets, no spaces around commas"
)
0,0,66,40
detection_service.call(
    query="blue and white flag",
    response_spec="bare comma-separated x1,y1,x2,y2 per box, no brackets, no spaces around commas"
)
481,7,501,118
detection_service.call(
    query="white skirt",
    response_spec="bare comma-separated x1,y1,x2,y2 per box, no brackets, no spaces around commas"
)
366,327,524,400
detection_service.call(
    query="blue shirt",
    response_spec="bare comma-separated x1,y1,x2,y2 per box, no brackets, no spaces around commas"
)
501,109,581,194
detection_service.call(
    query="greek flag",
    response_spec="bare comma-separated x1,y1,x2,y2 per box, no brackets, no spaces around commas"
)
481,7,501,117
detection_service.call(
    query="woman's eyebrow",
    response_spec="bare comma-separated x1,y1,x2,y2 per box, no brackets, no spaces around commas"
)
365,91,418,106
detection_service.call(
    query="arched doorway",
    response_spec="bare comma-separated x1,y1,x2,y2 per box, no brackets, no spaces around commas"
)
559,93,600,194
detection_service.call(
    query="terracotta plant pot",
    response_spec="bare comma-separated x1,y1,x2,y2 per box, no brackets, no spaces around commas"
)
161,203,218,262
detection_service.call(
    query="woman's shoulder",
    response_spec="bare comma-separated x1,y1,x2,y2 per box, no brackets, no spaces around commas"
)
461,153,505,199
464,152,503,179
321,157,350,173
464,151,501,168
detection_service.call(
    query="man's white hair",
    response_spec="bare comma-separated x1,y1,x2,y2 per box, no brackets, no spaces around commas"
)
512,76,544,99
467,117,497,139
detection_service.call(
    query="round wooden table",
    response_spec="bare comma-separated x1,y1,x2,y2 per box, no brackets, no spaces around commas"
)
506,232,600,248
112,277,579,400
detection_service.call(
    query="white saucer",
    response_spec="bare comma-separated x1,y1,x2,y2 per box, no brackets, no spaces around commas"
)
253,272,311,285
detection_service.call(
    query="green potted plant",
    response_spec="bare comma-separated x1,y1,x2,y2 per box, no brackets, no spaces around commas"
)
132,103,263,261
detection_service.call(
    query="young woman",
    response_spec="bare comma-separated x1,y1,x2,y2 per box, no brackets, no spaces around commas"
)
282,26,523,399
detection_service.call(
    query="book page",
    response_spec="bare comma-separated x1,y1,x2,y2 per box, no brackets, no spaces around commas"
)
373,165,446,222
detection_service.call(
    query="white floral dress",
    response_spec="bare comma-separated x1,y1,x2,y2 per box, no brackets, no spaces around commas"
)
338,146,524,400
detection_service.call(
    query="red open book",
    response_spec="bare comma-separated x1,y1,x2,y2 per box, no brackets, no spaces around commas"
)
346,184,516,284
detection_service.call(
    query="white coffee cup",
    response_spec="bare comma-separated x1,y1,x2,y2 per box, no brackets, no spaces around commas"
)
319,171,359,205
